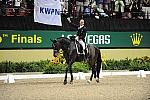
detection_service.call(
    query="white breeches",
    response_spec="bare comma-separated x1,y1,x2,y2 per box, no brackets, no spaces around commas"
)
78,39,85,50
75,36,85,50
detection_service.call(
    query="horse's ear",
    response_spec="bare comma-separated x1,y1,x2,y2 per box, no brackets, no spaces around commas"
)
50,39,54,42
50,39,57,43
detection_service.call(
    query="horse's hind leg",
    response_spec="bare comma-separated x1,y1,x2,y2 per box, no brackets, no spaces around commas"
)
68,60,74,84
94,66,96,79
96,60,101,83
69,65,73,84
87,66,94,84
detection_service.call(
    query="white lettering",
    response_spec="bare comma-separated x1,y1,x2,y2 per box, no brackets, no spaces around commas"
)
88,35,93,44
105,35,110,44
99,35,105,44
93,35,99,44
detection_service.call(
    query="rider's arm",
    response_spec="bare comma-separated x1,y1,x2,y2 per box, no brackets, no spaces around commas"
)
67,17,79,28
70,23,79,28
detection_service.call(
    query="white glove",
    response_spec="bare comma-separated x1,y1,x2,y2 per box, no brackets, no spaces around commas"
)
67,17,71,23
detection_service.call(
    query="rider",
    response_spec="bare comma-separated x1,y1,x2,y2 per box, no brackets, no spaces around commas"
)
67,18,87,57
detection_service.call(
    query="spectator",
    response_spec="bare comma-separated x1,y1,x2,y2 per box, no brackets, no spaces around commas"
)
14,0,22,16
21,0,27,8
95,0,103,8
83,0,91,16
129,0,139,19
104,0,111,11
92,4,108,19
1,0,6,16
142,0,150,19
26,0,33,16
76,0,84,17
122,10,132,19
68,0,74,17
0,0,2,15
115,0,125,18
129,0,142,19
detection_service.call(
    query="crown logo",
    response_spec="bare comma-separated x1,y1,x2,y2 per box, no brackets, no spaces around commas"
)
130,33,143,46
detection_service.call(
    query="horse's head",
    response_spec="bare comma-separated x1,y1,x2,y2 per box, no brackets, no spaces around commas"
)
51,37,71,57
50,39,61,57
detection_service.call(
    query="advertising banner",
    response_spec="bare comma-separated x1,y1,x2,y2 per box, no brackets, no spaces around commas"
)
0,31,150,48
34,0,62,26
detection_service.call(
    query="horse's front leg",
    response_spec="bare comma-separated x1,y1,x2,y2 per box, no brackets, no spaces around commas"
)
68,60,74,84
64,67,68,85
64,61,74,85
96,62,101,83
69,64,73,84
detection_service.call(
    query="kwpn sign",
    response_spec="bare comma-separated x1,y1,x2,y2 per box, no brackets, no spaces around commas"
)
34,0,62,26
0,31,150,49
40,7,60,15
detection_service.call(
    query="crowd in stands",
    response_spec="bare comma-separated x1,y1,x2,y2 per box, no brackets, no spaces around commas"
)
0,0,150,19
0,0,33,16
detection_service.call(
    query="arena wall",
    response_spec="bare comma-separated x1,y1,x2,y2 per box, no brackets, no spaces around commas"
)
0,49,150,62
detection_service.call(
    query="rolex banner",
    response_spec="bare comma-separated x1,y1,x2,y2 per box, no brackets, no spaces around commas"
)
34,0,62,26
0,31,150,48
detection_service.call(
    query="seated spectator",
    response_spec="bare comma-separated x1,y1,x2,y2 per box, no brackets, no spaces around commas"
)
122,11,132,19
92,4,109,19
95,0,103,8
26,0,34,16
14,0,22,16
0,0,2,15
0,0,6,16
103,0,111,11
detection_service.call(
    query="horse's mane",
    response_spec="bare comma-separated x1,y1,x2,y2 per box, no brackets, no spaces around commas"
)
56,37,71,45
56,37,71,42
56,37,69,40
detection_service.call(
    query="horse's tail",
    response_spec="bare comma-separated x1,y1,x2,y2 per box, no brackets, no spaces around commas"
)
96,49,102,78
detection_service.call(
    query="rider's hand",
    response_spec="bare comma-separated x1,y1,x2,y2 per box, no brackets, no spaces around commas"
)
67,17,71,23
75,36,79,41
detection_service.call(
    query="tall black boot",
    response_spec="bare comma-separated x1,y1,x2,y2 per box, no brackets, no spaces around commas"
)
84,49,87,58
84,49,87,62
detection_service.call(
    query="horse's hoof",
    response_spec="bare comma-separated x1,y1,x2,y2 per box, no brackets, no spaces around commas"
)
70,81,73,84
64,80,67,85
87,80,91,84
96,78,99,83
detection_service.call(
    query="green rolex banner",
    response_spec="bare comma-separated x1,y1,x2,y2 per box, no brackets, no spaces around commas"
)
0,30,150,48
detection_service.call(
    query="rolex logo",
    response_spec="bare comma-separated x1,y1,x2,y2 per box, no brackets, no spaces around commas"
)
130,33,143,46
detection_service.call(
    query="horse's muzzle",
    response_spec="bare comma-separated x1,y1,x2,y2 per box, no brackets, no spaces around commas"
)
53,50,58,57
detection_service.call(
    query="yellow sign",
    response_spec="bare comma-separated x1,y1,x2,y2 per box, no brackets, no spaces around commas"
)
130,33,143,46
0,36,2,43
11,34,42,44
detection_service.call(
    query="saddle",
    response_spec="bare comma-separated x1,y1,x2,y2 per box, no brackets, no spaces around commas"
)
70,36,88,55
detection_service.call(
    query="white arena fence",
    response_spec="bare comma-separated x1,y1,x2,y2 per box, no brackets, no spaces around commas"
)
0,70,150,84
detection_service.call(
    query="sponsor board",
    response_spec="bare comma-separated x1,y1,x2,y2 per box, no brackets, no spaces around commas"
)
0,31,150,48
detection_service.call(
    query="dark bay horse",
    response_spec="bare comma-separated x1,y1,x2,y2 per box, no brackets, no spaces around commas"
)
51,37,102,85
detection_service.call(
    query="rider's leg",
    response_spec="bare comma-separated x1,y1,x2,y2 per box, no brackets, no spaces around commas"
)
78,40,85,54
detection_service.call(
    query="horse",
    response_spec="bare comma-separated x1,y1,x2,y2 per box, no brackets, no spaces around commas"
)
51,37,102,85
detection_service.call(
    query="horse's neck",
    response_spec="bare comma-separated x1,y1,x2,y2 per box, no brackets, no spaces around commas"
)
59,38,70,51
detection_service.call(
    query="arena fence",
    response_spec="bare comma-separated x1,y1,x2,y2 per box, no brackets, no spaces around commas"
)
0,70,150,84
